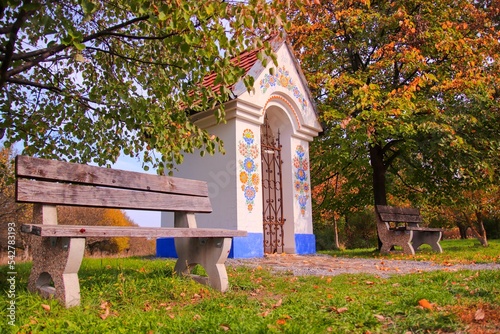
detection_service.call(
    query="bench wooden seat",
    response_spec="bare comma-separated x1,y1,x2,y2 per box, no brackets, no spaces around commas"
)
376,205,443,255
16,155,247,307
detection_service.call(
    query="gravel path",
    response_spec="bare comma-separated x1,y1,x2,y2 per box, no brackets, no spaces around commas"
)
227,254,500,278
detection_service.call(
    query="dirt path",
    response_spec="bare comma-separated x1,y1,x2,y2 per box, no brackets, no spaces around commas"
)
227,254,500,277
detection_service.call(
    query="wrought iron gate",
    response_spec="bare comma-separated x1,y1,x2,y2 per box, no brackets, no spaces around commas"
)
261,115,285,254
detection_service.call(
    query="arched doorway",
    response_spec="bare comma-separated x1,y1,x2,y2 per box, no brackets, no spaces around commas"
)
261,114,285,254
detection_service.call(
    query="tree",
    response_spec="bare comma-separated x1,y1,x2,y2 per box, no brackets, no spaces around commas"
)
58,206,147,255
288,1,500,246
0,0,287,172
0,147,32,258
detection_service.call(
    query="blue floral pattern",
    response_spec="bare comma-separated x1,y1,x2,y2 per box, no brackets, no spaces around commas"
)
260,66,308,112
293,145,309,216
238,129,260,212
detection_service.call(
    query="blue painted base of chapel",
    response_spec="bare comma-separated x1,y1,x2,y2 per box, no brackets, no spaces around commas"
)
294,233,316,255
156,232,316,258
230,233,264,258
156,233,264,259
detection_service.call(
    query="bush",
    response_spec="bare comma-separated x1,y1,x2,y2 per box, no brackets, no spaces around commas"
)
344,210,378,249
314,209,378,250
483,216,500,239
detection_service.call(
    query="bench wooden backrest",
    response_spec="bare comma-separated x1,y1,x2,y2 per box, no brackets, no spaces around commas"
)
375,205,422,224
15,156,212,213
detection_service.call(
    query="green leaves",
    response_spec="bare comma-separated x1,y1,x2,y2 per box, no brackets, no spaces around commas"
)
0,0,285,173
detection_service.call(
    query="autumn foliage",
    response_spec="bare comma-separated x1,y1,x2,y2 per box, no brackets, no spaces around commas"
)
288,0,500,247
58,206,154,256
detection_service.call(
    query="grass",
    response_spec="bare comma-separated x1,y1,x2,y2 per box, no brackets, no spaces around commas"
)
321,238,500,265
0,239,499,333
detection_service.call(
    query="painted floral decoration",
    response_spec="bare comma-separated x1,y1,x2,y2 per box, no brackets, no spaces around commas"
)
239,129,260,212
260,66,308,113
293,145,310,216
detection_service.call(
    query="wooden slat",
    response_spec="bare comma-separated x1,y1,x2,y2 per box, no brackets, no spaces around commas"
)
15,155,208,197
16,179,212,213
376,205,423,223
22,224,247,238
378,213,422,223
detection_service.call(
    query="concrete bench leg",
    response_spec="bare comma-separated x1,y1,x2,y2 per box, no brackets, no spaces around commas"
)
172,212,232,292
378,224,415,255
174,237,232,292
412,231,443,253
28,237,86,307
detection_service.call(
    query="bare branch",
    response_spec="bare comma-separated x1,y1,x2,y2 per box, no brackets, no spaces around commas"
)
4,15,151,80
85,46,184,69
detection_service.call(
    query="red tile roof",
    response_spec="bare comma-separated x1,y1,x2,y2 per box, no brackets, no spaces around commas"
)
201,48,261,94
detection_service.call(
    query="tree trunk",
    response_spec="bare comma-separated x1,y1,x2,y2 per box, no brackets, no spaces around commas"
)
369,144,388,250
456,221,469,239
332,216,340,249
463,211,488,247
369,144,388,206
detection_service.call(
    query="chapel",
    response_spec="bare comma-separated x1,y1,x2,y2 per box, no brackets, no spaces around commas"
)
157,38,322,258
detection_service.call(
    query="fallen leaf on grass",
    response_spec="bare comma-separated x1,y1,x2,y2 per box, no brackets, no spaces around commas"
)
273,298,282,308
41,304,50,312
374,314,385,322
260,310,271,317
220,324,231,331
329,306,348,314
100,301,111,320
474,308,485,321
418,299,433,311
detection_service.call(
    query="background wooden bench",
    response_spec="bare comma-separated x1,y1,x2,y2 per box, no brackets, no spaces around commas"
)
16,155,247,307
375,205,443,255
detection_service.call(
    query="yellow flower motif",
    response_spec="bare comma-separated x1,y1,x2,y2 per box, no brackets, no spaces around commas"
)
252,173,260,185
240,171,248,184
279,75,289,87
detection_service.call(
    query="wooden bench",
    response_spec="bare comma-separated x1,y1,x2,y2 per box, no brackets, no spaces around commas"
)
375,205,443,255
16,155,247,307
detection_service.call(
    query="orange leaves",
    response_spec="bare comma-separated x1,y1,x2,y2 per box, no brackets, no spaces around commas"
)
276,314,292,326
418,298,434,311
